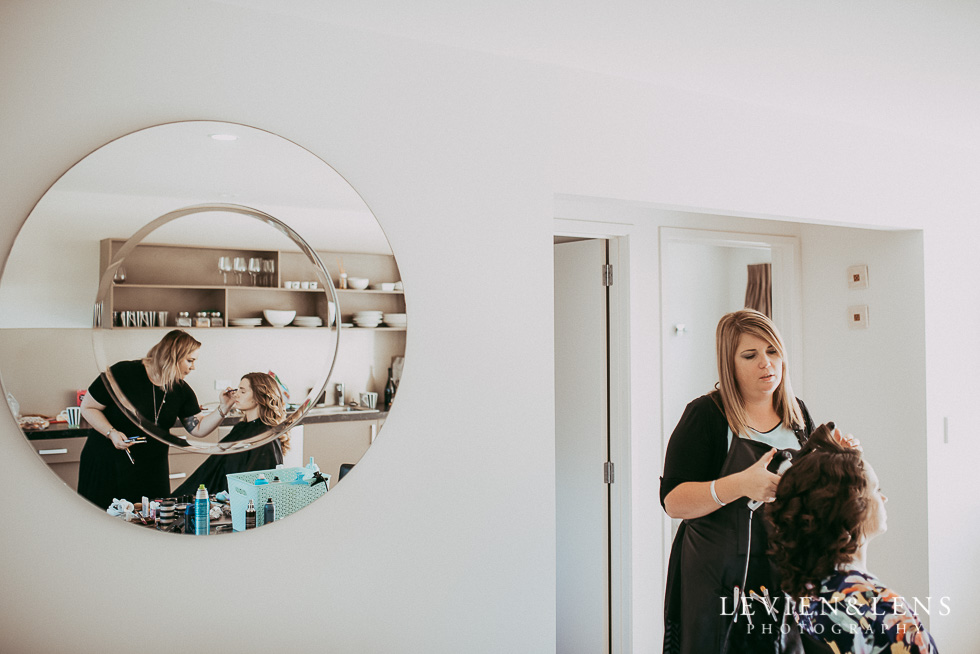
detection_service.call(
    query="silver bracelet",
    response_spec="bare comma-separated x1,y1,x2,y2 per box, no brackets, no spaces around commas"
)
218,406,228,417
710,479,727,506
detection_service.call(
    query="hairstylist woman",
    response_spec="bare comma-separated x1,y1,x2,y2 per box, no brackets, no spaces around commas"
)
78,330,234,509
173,372,290,496
766,425,938,653
660,309,815,654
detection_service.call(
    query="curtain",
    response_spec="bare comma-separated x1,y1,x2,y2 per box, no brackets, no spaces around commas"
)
745,263,772,318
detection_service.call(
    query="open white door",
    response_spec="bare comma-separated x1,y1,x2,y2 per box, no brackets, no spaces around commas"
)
555,238,610,654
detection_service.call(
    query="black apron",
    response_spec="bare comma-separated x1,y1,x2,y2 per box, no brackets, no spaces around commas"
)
664,433,803,654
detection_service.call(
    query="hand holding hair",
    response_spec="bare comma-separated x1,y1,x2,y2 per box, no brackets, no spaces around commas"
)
832,426,863,452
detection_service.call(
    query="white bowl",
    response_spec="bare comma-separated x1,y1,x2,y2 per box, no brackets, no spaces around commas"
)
263,309,296,327
347,277,369,290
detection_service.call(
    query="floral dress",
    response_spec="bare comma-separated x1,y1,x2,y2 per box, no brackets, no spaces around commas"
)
797,569,938,654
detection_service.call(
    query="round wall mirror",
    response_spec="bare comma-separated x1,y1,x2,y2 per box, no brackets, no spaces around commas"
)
0,121,407,534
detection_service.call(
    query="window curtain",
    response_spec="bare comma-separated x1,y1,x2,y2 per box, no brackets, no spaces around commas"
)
745,263,772,318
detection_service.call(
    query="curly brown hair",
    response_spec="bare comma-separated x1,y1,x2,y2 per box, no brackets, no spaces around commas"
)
240,372,290,453
765,423,871,597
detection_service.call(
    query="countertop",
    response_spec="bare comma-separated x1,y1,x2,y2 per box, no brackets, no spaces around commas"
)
23,405,388,441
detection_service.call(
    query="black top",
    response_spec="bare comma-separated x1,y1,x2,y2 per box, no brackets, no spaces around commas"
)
172,419,284,496
661,391,814,654
77,360,201,509
659,392,814,507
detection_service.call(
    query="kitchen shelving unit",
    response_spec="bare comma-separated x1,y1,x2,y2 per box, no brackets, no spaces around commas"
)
99,239,406,330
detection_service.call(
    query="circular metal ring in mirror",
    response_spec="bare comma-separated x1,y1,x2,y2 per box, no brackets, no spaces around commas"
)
93,203,341,454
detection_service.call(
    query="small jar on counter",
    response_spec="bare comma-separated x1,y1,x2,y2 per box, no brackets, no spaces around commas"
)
176,312,193,328
209,311,223,327
194,311,211,328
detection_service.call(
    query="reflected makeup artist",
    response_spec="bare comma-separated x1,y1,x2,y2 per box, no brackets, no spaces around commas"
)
77,330,234,509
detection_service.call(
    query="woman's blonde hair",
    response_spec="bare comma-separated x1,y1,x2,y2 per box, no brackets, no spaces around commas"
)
241,372,290,453
143,330,201,391
716,309,804,437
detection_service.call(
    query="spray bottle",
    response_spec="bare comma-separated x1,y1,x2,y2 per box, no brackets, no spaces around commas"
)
194,484,210,535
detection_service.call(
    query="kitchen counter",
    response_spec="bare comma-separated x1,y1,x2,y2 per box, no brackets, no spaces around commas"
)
23,405,388,441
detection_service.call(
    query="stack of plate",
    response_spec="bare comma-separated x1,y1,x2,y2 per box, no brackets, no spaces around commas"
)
353,311,383,328
229,318,262,328
293,315,323,328
383,312,407,328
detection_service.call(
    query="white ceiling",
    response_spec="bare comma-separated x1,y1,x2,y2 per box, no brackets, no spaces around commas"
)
214,0,980,148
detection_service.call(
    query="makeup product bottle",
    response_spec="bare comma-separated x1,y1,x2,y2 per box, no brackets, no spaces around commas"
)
244,500,256,530
254,474,269,485
194,484,210,535
263,497,275,525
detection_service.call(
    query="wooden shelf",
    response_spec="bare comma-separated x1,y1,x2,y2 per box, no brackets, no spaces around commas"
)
100,238,406,333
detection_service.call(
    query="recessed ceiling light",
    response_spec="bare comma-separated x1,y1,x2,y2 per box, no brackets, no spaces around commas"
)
209,134,239,141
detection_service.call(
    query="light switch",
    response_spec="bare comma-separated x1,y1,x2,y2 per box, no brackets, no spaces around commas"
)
847,264,869,289
847,305,868,329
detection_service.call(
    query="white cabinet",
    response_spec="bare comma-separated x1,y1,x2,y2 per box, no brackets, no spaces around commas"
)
302,419,379,485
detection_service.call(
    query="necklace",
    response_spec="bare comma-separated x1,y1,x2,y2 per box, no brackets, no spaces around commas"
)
152,385,167,423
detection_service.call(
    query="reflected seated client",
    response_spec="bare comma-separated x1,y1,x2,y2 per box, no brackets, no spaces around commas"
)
174,372,289,496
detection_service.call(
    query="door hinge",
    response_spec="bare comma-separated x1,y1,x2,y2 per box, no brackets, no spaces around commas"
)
604,461,615,484
602,264,613,286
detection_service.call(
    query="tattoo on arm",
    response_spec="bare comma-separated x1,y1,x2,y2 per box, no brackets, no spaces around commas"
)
182,416,200,433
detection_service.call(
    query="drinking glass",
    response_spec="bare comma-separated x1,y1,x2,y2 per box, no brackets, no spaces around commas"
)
218,256,232,285
262,259,275,287
248,257,262,286
233,257,247,285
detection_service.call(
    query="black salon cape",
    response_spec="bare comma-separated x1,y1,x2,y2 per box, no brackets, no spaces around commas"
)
172,419,283,496
77,360,200,509
660,392,814,654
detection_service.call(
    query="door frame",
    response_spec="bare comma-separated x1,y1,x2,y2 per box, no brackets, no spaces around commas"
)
554,219,632,654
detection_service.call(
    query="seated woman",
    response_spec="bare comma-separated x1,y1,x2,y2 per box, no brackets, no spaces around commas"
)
174,372,291,496
766,424,938,653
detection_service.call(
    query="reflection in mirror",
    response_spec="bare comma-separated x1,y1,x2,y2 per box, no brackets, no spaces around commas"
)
94,203,340,452
0,121,407,533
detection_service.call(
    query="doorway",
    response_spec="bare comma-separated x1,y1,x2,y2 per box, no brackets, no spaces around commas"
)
554,234,631,654
658,227,801,561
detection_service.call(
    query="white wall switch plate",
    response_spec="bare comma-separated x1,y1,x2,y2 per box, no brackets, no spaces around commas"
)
848,305,869,329
847,264,869,289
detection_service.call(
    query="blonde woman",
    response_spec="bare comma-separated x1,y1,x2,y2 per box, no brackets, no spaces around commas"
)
78,330,234,509
660,309,815,654
173,372,290,496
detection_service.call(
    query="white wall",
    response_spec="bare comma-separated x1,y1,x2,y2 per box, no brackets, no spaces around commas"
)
2,2,978,652
798,225,930,607
0,327,398,414
0,4,557,653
